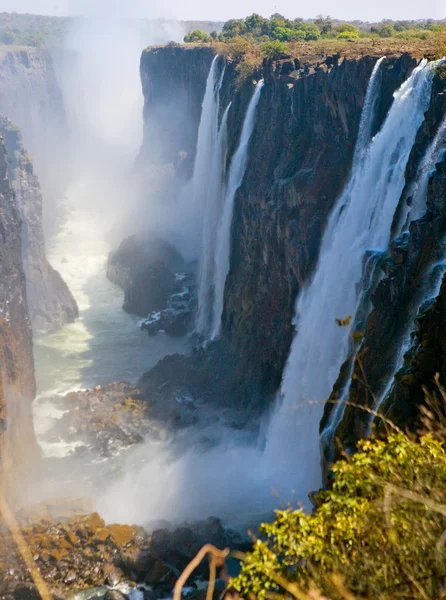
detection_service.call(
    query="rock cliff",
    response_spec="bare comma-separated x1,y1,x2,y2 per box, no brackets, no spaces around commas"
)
0,46,69,223
0,117,78,334
0,135,38,498
139,47,417,413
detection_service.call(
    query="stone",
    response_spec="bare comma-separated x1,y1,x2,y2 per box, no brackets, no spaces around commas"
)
108,524,135,547
104,590,129,600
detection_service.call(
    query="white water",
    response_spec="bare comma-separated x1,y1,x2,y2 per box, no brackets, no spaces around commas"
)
211,80,264,339
370,112,446,417
402,112,446,227
33,183,189,457
195,60,230,337
262,58,438,496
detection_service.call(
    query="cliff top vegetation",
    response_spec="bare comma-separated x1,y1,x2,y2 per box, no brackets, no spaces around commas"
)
180,14,446,71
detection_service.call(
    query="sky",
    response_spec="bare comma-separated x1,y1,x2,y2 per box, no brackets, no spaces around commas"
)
0,0,444,22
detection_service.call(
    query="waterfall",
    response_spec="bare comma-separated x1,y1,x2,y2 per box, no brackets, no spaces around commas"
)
194,56,227,337
263,59,438,496
211,80,264,339
401,112,446,228
369,113,446,418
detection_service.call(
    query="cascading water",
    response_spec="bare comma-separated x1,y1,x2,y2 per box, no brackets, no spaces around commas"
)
369,113,446,418
211,80,264,339
401,112,446,228
192,56,227,337
263,58,439,496
196,101,230,337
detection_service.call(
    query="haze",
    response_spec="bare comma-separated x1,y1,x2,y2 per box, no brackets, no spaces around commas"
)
0,0,444,22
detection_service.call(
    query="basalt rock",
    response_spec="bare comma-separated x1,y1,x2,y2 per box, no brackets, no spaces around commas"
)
139,47,416,414
139,45,215,175
47,383,159,458
0,135,38,497
107,236,183,319
0,117,78,334
0,506,247,599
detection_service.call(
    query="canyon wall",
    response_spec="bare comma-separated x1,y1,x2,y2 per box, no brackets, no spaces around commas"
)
0,46,70,221
139,47,417,413
0,117,78,334
0,135,38,497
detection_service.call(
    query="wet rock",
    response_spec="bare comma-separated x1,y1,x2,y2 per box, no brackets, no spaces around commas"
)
107,236,183,318
104,590,129,600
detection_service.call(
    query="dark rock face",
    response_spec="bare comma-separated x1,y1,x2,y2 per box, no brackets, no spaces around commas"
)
139,46,215,175
0,117,78,334
107,236,184,318
222,54,416,411
138,48,417,418
0,136,38,495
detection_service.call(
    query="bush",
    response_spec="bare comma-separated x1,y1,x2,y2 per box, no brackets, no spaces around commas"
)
337,30,359,40
232,432,446,599
335,23,359,34
224,36,254,60
261,40,290,60
183,29,210,43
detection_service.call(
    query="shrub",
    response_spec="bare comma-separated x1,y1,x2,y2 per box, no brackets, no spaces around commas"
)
337,30,359,40
232,432,446,599
183,29,210,43
261,40,290,60
335,23,360,34
224,36,254,60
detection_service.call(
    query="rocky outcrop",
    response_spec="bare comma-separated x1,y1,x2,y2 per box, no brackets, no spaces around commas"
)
0,117,78,334
0,505,244,600
0,136,38,498
107,236,184,318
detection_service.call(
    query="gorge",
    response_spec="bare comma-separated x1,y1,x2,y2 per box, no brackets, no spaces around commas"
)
0,10,445,598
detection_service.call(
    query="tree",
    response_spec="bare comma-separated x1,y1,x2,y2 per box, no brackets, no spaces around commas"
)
210,30,218,39
183,29,210,43
222,18,247,39
315,14,332,35
245,13,266,34
335,23,359,34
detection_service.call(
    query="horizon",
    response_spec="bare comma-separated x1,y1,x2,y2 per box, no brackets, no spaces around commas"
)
0,0,444,23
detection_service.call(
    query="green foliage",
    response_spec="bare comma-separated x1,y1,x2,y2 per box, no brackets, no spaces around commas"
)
222,19,248,39
183,29,210,43
337,30,359,40
335,23,360,34
260,40,290,60
232,433,446,599
225,36,255,60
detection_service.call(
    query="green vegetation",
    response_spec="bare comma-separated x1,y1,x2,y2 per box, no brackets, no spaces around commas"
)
184,29,211,43
184,14,445,46
232,431,446,599
183,14,446,65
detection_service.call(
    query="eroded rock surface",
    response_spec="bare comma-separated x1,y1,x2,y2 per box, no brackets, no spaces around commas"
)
0,117,78,333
